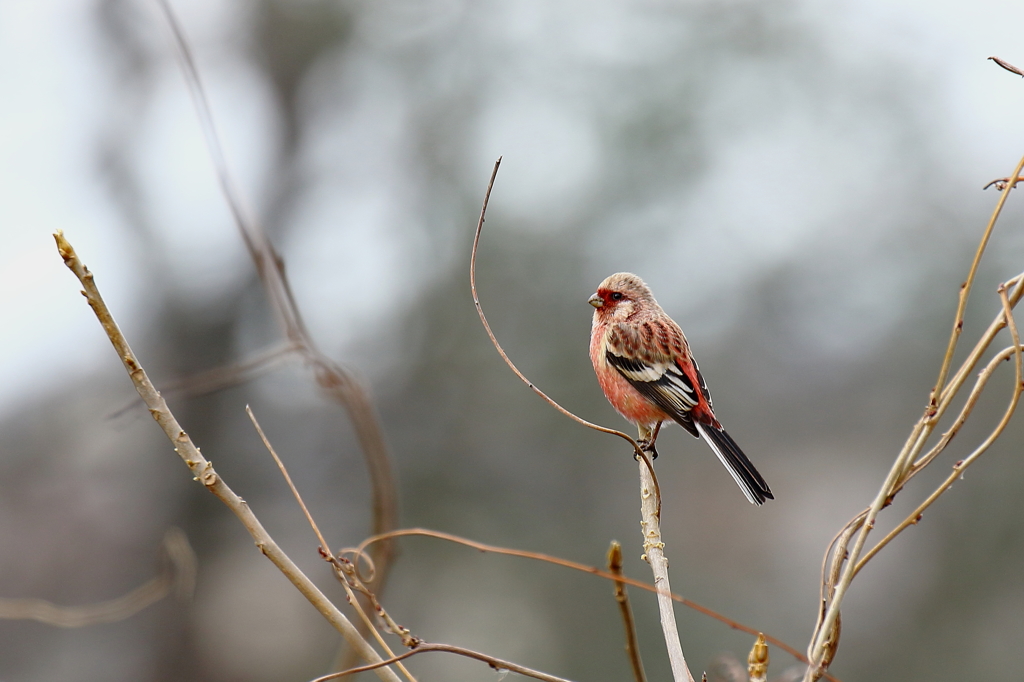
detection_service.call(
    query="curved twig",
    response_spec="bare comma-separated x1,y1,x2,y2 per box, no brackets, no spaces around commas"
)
311,642,575,682
352,528,840,680
468,158,661,513
982,177,1024,191
817,512,866,609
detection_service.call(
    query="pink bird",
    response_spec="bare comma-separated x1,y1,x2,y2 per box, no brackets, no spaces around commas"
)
589,272,772,505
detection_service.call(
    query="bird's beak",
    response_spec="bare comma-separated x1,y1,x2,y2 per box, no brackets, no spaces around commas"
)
588,293,603,308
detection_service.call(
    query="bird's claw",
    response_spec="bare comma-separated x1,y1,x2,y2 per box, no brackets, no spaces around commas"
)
635,439,659,460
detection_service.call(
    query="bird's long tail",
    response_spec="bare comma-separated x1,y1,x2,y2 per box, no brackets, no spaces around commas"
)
695,422,773,505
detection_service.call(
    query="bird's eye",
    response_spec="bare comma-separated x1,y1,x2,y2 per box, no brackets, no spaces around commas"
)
610,292,624,301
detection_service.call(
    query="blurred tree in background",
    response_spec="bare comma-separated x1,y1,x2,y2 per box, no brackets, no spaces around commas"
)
1,1,1024,680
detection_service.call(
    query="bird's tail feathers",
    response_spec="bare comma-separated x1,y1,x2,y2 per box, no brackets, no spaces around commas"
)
695,422,773,506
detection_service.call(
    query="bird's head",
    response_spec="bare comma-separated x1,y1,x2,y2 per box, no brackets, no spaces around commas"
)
588,272,657,322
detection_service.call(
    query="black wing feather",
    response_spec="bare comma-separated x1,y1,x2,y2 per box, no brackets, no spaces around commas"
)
605,351,700,437
696,422,774,505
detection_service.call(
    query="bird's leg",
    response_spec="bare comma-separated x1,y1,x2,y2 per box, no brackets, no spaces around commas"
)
636,422,661,460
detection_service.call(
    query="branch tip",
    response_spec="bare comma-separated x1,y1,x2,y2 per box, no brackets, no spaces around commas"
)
989,55,1024,77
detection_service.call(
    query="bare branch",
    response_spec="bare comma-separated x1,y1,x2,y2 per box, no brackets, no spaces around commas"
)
54,231,401,682
989,55,1024,77
638,458,694,682
246,405,333,555
608,541,647,682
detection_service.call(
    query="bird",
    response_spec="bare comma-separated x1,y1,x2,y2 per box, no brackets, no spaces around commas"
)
589,272,773,505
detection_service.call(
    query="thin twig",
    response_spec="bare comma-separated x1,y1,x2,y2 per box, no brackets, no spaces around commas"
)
245,406,417,682
0,527,194,627
608,541,647,682
246,405,333,552
904,286,1023,482
817,513,865,608
336,579,418,682
311,642,577,682
936,273,1024,408
54,232,401,682
982,177,1024,191
468,158,663,514
927,153,1024,419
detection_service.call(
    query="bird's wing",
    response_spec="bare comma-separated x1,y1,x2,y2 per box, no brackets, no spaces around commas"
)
604,322,700,437
689,356,714,409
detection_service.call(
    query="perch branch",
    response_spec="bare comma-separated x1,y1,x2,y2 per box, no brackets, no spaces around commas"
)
638,458,694,682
